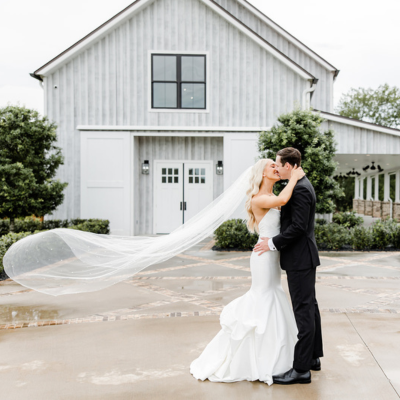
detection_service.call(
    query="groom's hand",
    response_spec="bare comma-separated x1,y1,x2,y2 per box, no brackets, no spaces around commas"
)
253,237,270,256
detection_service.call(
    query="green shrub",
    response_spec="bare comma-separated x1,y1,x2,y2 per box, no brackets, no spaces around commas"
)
0,217,110,236
315,223,351,250
214,219,258,250
0,231,33,274
315,218,327,226
391,225,400,249
371,219,398,249
351,226,373,250
332,211,364,228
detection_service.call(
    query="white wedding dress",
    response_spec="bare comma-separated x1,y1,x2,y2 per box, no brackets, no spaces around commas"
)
190,208,298,385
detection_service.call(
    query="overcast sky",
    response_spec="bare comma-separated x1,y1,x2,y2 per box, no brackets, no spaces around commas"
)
1,0,399,115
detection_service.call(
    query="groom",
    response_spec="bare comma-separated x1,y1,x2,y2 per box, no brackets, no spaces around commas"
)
254,147,323,385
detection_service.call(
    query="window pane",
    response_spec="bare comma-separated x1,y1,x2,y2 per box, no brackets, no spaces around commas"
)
162,177,166,183
181,83,205,108
168,168,172,175
153,83,177,108
201,177,205,184
162,168,166,175
195,169,199,175
201,168,205,175
168,176,172,183
189,177,193,183
181,56,205,82
195,177,199,184
174,176,179,183
174,168,178,175
153,55,176,81
189,169,193,175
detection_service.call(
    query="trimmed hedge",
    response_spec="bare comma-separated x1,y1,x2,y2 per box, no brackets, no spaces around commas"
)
214,219,258,250
0,217,109,235
214,218,400,252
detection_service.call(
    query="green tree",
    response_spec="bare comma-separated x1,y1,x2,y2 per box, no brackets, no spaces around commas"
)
258,108,344,214
336,84,400,128
0,105,68,232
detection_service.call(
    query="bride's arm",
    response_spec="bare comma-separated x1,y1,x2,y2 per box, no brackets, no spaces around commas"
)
252,166,305,209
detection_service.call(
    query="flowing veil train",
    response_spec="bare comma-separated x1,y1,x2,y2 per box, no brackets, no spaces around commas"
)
4,166,253,296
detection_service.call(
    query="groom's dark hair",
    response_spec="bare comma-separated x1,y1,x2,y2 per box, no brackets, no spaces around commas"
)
277,147,301,167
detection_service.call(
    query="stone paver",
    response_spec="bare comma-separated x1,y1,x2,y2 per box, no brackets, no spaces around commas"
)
0,240,399,399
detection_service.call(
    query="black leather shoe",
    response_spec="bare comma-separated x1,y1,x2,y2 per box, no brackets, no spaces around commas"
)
272,368,311,385
311,358,321,371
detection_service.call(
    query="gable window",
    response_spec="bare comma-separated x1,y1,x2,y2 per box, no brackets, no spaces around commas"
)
151,54,206,109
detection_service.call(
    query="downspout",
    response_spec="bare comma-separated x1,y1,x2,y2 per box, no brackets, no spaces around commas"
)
302,78,318,110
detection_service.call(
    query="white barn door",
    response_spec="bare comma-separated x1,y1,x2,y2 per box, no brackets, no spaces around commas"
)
81,132,132,235
154,160,213,234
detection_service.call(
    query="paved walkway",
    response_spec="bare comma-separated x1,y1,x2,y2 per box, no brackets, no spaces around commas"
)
1,240,399,399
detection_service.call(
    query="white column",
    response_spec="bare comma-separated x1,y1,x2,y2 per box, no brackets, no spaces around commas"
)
354,177,360,199
396,170,400,203
384,172,390,201
374,174,380,201
366,176,372,200
359,177,364,200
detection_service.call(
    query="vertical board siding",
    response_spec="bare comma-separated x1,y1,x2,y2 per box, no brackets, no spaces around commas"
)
217,0,334,112
329,121,400,154
134,135,223,234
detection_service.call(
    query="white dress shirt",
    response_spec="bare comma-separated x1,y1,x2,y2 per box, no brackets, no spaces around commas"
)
268,238,277,251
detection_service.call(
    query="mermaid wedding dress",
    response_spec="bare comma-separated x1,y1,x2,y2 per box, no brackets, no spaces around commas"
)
190,208,298,385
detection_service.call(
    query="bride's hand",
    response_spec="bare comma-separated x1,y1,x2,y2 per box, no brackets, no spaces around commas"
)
291,164,305,180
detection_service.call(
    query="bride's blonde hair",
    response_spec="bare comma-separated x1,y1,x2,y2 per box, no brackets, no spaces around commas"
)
245,158,272,233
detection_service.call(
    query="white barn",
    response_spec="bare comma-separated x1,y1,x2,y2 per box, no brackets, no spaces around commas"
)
30,0,400,234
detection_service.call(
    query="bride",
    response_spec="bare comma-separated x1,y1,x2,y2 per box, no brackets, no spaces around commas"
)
190,158,305,385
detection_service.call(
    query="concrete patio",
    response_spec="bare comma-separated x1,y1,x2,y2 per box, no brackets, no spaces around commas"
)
1,240,399,399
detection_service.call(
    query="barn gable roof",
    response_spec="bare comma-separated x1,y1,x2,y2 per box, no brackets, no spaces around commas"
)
236,0,339,73
32,0,316,82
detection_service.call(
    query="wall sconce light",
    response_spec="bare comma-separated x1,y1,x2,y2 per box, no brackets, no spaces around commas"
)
142,160,150,175
216,161,223,175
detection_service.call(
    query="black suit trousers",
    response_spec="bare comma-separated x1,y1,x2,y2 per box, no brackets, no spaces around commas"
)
286,268,324,371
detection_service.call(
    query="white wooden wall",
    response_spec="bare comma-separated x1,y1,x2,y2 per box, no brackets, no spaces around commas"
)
44,0,310,221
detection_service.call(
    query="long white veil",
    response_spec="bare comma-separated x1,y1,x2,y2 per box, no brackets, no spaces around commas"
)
3,166,252,296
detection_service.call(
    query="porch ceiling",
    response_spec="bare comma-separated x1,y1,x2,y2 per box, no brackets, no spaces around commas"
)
334,154,400,176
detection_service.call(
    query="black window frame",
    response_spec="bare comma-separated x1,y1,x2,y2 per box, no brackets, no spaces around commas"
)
151,54,207,110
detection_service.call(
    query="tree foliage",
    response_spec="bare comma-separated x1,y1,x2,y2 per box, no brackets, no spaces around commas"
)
258,108,344,214
336,84,400,128
0,105,68,231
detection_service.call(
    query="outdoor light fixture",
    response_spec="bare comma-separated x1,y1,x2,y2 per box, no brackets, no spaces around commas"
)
142,160,150,175
370,162,376,170
362,165,370,171
216,161,223,175
378,165,384,173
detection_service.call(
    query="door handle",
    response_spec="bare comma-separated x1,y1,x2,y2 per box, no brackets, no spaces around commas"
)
184,202,187,210
180,202,183,210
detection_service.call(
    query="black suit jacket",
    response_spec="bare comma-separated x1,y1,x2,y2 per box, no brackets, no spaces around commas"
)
273,176,320,271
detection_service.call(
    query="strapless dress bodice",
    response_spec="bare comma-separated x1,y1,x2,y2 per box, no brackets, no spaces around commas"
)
258,208,281,238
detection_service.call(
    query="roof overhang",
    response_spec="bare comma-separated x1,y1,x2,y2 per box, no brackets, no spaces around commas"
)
315,110,400,138
32,0,316,82
237,0,339,74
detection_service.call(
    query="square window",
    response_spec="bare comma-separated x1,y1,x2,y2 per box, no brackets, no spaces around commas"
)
201,177,205,184
201,168,205,175
174,168,179,175
195,177,199,184
168,176,172,183
162,168,166,175
174,176,179,183
189,177,193,183
168,168,172,175
195,169,199,175
162,177,166,183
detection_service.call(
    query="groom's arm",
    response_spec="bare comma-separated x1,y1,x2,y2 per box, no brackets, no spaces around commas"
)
272,185,312,251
